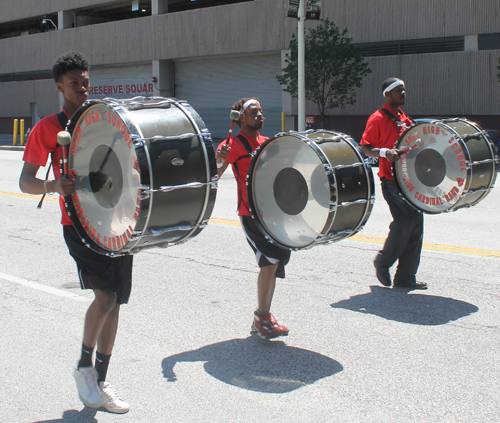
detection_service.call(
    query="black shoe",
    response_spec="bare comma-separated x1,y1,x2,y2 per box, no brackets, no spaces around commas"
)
393,280,428,290
373,259,391,287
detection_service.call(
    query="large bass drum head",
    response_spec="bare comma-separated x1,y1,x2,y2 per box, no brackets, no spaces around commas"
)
248,134,333,249
394,121,471,213
66,100,142,255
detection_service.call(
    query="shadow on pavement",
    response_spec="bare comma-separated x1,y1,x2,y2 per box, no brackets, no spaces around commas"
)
330,285,479,325
162,336,343,393
33,408,97,423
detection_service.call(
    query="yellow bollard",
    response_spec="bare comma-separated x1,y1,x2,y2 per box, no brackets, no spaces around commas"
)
20,119,25,146
13,119,18,146
281,111,285,132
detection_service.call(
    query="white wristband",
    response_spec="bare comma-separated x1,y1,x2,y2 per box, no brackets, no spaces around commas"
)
217,160,224,168
379,148,389,158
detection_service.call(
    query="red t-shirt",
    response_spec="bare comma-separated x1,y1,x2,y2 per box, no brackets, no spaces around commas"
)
360,104,413,180
217,132,268,216
23,112,72,225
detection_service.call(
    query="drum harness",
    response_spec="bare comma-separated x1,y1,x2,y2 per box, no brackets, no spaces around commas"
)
380,108,415,134
232,134,255,213
37,110,69,209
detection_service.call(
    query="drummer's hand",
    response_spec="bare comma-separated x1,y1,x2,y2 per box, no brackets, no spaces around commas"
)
386,149,402,162
217,144,230,164
53,175,75,196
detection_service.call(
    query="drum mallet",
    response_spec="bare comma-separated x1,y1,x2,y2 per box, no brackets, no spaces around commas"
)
57,130,71,176
225,109,241,146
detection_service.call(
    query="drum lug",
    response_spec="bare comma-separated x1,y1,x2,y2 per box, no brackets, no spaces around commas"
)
139,185,151,200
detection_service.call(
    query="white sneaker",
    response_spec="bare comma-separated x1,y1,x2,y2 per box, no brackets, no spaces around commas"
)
99,381,130,414
73,366,103,408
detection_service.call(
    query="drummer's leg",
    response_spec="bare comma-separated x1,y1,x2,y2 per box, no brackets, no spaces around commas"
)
377,179,415,268
257,262,279,313
393,213,423,284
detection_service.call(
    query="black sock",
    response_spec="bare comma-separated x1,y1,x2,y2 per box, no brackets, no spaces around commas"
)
95,352,111,384
78,343,94,369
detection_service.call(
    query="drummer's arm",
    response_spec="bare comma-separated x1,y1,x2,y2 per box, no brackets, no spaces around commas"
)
361,144,401,162
216,143,230,179
20,162,73,196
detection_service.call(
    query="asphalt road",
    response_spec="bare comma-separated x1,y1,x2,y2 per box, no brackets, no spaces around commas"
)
0,147,499,423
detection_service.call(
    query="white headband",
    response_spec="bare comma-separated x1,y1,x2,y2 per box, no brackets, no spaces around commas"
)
242,99,258,111
383,80,404,97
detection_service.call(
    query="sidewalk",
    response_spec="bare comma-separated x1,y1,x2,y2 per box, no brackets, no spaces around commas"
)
0,134,25,151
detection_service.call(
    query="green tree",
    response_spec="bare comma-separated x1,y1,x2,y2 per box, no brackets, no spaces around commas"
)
277,18,371,128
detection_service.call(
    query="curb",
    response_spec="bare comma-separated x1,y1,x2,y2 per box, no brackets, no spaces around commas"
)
0,145,25,151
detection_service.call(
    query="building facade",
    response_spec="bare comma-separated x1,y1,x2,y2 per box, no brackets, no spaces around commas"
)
1,0,499,142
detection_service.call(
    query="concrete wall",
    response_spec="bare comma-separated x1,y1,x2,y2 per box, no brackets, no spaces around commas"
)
1,0,499,130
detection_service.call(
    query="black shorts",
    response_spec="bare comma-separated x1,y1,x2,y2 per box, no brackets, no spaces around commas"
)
240,215,291,279
63,225,133,304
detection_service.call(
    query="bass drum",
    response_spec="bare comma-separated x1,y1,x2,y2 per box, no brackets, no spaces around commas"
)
247,130,375,250
65,97,217,256
394,118,497,214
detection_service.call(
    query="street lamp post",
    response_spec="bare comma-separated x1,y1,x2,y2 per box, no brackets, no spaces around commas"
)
297,0,306,132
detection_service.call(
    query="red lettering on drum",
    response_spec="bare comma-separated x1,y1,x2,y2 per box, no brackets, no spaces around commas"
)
96,232,101,246
107,111,112,123
77,208,83,218
70,169,77,179
112,237,117,250
444,186,459,203
404,132,420,146
414,191,443,206
84,220,90,232
132,157,140,173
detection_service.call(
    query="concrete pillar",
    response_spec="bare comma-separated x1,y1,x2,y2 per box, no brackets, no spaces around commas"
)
152,60,175,98
152,0,169,15
464,35,478,51
58,10,76,29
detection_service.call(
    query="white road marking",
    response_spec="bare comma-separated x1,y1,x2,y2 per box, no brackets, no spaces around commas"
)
0,272,91,302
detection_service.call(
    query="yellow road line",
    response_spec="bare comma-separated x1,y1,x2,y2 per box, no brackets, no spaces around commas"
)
209,219,500,258
0,190,58,202
3,190,499,258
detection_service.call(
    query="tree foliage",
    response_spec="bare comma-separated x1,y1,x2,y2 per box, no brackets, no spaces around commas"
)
277,18,371,125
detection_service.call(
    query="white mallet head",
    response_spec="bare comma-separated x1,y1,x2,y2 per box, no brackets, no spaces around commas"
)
57,131,71,146
230,110,241,122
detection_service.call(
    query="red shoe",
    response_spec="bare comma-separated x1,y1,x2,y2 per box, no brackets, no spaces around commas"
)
251,311,289,339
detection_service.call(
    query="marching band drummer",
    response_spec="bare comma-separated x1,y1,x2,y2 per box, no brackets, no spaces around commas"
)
216,98,291,339
360,77,427,290
19,51,131,413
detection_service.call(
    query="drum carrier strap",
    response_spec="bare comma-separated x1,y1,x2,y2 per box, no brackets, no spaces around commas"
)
231,134,254,213
37,110,69,209
380,108,414,131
